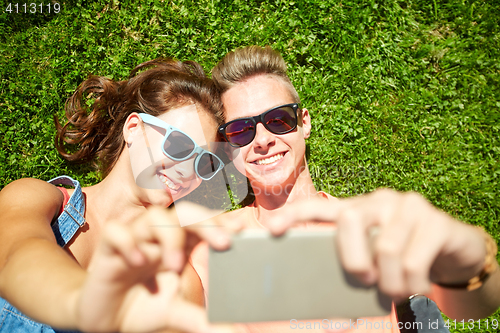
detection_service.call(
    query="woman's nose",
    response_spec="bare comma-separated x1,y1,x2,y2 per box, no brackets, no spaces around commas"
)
172,157,197,179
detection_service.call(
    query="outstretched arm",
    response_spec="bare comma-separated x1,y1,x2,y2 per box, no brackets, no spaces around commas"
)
0,178,85,327
0,178,236,332
267,189,500,320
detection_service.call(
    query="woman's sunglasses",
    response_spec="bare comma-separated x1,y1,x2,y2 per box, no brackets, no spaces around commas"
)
138,113,224,180
218,103,299,147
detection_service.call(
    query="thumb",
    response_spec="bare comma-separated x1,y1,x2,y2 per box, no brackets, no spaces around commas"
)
163,297,235,333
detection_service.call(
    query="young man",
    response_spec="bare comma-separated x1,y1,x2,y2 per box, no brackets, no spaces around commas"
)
189,46,500,332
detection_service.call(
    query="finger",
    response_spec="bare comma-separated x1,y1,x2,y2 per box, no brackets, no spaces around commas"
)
336,208,377,285
155,271,235,333
130,214,157,242
146,204,232,272
164,296,234,333
155,324,235,333
101,222,145,266
184,218,233,252
266,190,394,235
403,211,449,295
164,297,207,333
174,201,235,250
144,206,187,272
146,204,233,269
268,197,342,235
136,242,162,267
128,215,165,265
334,190,400,284
208,324,236,333
365,189,400,226
345,188,401,227
375,192,424,298
209,208,246,233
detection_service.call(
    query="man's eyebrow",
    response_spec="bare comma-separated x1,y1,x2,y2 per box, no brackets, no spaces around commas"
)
225,103,295,122
229,116,250,121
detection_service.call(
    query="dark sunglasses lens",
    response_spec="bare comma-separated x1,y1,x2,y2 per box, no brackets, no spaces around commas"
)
264,106,296,133
224,119,255,146
197,153,221,179
164,131,195,159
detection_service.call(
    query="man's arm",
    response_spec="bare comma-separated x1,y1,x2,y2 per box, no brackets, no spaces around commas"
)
266,189,500,319
431,262,500,320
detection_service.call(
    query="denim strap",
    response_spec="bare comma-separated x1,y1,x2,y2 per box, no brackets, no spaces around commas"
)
47,176,86,247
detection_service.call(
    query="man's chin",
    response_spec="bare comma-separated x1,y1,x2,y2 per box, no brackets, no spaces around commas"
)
250,176,293,193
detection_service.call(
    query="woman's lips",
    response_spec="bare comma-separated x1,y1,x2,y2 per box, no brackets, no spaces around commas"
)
157,173,182,193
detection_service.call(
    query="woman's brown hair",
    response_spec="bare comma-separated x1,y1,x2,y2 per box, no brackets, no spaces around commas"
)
55,58,223,177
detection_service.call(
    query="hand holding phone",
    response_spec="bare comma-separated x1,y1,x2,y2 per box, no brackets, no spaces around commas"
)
208,229,391,323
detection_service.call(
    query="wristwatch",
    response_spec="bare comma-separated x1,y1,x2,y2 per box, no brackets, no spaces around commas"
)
437,226,498,291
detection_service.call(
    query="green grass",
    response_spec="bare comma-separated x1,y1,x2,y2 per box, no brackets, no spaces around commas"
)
1,0,499,330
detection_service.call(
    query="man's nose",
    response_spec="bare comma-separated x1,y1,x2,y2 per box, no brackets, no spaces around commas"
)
253,123,276,149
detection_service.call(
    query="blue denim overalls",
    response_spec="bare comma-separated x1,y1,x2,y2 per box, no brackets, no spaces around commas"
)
0,176,84,332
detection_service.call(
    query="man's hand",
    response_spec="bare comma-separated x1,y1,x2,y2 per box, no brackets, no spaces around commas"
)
268,189,489,302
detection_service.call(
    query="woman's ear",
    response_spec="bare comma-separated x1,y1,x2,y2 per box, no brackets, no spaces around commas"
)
300,108,311,139
123,113,141,145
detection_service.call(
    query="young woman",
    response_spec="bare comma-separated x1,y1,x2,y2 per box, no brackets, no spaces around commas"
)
0,59,234,333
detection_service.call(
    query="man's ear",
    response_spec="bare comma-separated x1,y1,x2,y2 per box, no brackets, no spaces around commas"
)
300,108,311,139
123,113,141,145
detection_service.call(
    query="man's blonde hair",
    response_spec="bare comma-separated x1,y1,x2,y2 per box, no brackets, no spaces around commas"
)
212,46,300,104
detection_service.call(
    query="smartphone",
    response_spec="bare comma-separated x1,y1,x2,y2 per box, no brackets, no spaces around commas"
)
208,228,391,323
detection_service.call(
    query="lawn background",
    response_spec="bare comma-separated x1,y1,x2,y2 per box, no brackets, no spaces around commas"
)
0,0,499,331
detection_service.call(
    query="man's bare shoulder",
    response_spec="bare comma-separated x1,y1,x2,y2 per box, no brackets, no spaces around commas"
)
317,191,338,202
224,206,252,219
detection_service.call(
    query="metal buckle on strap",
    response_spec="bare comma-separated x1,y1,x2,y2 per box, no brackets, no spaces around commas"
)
65,202,86,228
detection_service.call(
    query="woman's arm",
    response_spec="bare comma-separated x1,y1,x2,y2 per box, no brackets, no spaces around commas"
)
0,179,236,332
0,178,85,328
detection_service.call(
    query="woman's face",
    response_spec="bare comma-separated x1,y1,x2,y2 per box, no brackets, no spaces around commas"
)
128,104,217,207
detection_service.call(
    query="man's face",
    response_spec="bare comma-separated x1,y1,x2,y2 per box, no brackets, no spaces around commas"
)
221,75,311,190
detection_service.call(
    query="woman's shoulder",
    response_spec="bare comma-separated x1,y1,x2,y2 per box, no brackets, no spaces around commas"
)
1,177,64,198
0,178,67,269
0,178,64,220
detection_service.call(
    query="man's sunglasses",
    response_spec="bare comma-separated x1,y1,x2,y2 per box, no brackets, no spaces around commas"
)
218,103,299,148
138,113,224,180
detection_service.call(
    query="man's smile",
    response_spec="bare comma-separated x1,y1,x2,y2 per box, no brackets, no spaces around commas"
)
253,152,285,166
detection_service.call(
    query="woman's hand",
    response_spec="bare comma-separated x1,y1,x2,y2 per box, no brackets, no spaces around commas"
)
75,203,237,333
268,189,490,302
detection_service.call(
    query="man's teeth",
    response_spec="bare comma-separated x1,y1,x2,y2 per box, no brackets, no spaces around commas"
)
158,174,180,191
256,153,284,165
